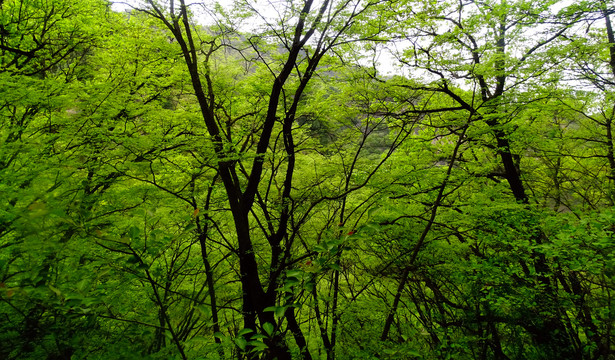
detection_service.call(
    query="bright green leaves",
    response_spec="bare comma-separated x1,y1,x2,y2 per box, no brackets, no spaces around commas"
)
0,0,108,76
260,322,275,338
217,326,270,356
545,209,615,275
264,304,290,318
4,0,615,359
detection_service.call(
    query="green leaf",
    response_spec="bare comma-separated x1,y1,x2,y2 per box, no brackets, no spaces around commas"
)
286,269,303,278
76,279,88,292
48,285,62,297
234,336,247,350
262,322,274,336
237,328,253,337
264,305,287,318
128,226,140,240
247,340,268,352
275,306,286,318
313,244,327,252
328,262,342,271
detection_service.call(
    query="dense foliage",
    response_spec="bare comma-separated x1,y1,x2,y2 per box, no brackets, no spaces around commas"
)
1,0,615,359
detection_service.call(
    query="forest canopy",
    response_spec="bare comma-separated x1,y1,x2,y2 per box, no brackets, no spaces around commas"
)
1,0,615,359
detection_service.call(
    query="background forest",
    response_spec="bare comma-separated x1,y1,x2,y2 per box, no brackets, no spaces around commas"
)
2,0,615,359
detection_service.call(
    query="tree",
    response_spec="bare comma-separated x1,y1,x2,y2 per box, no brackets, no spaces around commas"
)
369,0,597,357
3,0,615,358
124,0,409,357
